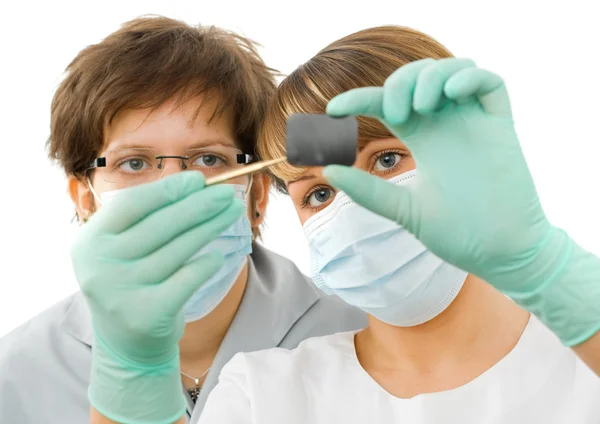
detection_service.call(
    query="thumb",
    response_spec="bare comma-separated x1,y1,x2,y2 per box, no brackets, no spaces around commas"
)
323,165,414,228
160,250,226,312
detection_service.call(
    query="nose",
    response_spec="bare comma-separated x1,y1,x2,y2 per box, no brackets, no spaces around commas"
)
160,163,180,177
157,156,189,178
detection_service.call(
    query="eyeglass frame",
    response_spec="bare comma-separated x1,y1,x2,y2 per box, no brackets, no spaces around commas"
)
87,152,255,173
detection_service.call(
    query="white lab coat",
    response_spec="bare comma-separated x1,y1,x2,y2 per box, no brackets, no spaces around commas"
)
200,315,600,424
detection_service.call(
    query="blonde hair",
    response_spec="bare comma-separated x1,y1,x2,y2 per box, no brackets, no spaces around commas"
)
257,25,453,192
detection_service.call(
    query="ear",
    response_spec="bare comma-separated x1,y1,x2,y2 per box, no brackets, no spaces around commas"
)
68,175,94,223
249,172,270,228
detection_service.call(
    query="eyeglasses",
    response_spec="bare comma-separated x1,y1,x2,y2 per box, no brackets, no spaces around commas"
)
88,146,254,188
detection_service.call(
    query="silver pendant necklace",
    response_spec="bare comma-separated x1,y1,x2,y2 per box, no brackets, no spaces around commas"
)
181,367,211,403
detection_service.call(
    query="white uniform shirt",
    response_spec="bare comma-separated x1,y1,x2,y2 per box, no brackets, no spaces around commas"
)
200,315,600,424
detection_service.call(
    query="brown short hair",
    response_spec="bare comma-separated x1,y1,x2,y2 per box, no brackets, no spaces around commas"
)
257,25,453,193
48,15,278,177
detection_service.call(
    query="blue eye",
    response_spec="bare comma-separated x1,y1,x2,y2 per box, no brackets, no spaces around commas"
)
119,158,149,172
307,188,334,207
192,155,224,167
374,152,401,171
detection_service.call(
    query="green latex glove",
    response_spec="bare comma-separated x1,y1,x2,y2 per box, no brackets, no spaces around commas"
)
71,171,243,423
324,58,600,346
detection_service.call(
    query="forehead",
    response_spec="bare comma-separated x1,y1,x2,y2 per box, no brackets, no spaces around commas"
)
103,96,236,152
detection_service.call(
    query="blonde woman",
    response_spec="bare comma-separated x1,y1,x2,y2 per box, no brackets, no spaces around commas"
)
198,26,600,424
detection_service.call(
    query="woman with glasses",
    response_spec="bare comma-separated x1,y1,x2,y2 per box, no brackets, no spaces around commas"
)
0,16,366,424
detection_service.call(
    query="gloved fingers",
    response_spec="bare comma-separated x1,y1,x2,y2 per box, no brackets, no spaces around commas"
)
413,58,476,114
137,200,244,283
444,67,512,117
326,59,438,127
88,171,207,235
326,87,385,120
323,165,415,229
114,184,235,259
160,249,226,312
381,58,436,126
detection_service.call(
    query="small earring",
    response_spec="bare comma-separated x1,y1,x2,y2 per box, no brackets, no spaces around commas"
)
255,211,260,218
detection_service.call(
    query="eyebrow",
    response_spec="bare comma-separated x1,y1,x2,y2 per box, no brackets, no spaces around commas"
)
357,138,371,153
105,143,153,151
184,139,238,150
288,175,317,185
106,139,238,152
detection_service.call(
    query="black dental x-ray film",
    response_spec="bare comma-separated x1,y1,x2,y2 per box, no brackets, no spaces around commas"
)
286,114,357,166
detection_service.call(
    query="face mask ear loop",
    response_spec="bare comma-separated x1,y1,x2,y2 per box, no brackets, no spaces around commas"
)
87,177,104,206
244,174,254,196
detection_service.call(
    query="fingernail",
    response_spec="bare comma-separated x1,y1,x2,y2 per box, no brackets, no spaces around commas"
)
323,165,342,180
326,96,346,116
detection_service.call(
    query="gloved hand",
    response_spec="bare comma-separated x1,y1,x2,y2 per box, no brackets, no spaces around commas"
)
71,171,243,423
324,58,600,346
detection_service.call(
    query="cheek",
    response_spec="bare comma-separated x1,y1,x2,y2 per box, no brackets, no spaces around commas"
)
296,208,318,227
91,174,111,190
225,175,250,186
405,156,416,171
89,176,115,210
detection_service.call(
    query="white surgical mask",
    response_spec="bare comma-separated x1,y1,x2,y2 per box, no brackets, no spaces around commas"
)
303,170,467,327
92,180,253,322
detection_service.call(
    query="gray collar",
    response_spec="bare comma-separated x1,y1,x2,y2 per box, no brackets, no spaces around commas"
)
60,288,94,346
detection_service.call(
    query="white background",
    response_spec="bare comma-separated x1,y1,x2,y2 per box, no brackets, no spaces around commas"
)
0,0,598,337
